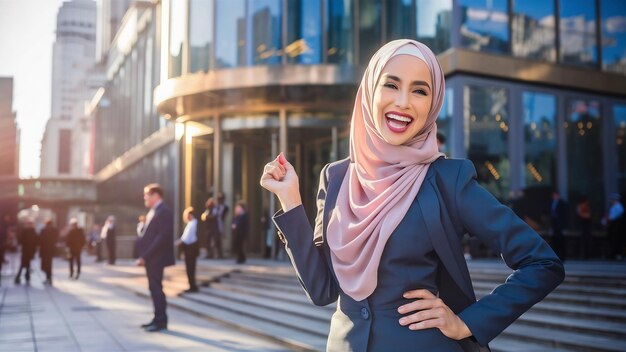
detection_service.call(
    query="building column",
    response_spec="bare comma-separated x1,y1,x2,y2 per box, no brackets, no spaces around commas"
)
213,114,222,197
279,109,287,154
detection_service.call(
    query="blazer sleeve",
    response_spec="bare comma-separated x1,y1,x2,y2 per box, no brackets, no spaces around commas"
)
272,164,340,306
141,209,173,262
454,160,565,345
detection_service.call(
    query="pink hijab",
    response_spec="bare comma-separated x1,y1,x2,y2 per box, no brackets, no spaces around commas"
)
326,39,446,301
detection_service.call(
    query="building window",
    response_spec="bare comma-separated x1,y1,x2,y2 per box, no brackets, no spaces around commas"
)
248,0,282,65
58,129,71,174
168,0,185,77
215,0,246,68
559,0,598,67
465,85,510,201
327,0,354,64
601,0,626,74
614,104,626,194
459,0,509,54
565,99,604,216
523,92,556,197
286,0,322,64
359,0,382,63
386,0,413,41
512,0,556,62
190,0,214,73
415,0,452,54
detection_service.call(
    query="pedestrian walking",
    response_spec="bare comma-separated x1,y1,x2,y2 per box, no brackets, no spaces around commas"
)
177,207,199,292
201,198,222,259
231,201,249,264
0,214,12,285
100,215,116,264
14,219,38,284
550,191,568,261
136,183,175,332
39,219,59,285
261,39,564,351
66,218,85,280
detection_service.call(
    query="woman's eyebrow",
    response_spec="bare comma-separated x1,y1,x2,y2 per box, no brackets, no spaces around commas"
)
385,74,431,90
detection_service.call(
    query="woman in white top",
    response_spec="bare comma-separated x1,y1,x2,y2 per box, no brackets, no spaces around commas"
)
177,207,199,292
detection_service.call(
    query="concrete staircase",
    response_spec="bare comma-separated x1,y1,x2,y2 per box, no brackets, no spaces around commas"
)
114,261,626,352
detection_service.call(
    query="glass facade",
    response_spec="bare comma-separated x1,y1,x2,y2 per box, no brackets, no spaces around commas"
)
248,0,282,65
559,0,597,67
286,0,322,64
522,92,556,191
565,99,604,217
215,0,246,68
459,0,509,54
327,0,354,63
601,0,626,74
189,0,214,73
415,0,452,54
359,0,381,62
385,0,413,42
437,88,453,155
168,0,185,77
614,105,626,194
512,0,556,62
465,85,509,201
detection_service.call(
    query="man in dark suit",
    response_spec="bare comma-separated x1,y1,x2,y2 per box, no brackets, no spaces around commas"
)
39,219,59,285
135,183,175,332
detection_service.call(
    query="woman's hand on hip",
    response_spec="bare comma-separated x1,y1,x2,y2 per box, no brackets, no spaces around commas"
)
260,153,302,212
397,289,472,340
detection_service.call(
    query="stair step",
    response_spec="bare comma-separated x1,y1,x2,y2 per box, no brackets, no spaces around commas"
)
194,286,333,322
221,277,303,294
475,290,626,309
501,324,626,352
531,301,626,323
489,336,576,352
517,312,626,338
209,281,336,311
182,290,331,338
472,280,626,298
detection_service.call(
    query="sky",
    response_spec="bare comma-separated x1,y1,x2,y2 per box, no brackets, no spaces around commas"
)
0,0,67,178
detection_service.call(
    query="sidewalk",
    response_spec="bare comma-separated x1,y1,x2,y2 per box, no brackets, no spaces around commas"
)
0,252,289,352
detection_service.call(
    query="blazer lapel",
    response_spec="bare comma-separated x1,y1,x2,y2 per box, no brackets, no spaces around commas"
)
417,179,476,301
323,159,350,240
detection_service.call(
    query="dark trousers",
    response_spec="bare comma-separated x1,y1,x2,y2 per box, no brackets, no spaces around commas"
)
106,238,116,264
184,242,199,289
146,264,167,325
15,261,31,282
206,231,223,258
96,241,103,261
232,234,246,264
41,256,53,281
69,252,81,278
0,246,4,283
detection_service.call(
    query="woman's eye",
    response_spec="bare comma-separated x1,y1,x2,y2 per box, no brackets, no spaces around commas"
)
413,89,428,96
384,83,398,89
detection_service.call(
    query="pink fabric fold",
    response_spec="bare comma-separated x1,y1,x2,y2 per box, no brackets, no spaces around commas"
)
326,39,446,301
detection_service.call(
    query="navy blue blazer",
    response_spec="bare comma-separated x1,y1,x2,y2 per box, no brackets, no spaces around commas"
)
273,157,564,350
136,202,175,268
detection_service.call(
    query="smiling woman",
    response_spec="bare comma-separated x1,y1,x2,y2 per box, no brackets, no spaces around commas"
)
260,39,564,352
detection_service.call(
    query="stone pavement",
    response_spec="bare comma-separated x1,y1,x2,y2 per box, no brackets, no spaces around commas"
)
0,252,289,352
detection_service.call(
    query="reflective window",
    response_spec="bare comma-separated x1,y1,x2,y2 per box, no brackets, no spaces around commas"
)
359,0,381,63
416,0,452,54
559,0,598,67
248,0,282,65
168,0,185,77
512,0,556,62
190,0,214,72
286,0,322,64
523,92,556,190
386,0,413,41
437,88,453,156
465,85,510,201
565,100,604,216
601,0,626,74
459,0,509,54
327,0,354,64
615,105,626,194
215,0,246,68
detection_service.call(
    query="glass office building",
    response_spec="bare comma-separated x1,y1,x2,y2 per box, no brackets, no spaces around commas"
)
154,0,626,255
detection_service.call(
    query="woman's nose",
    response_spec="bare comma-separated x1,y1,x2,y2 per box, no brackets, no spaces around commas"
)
395,91,409,108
